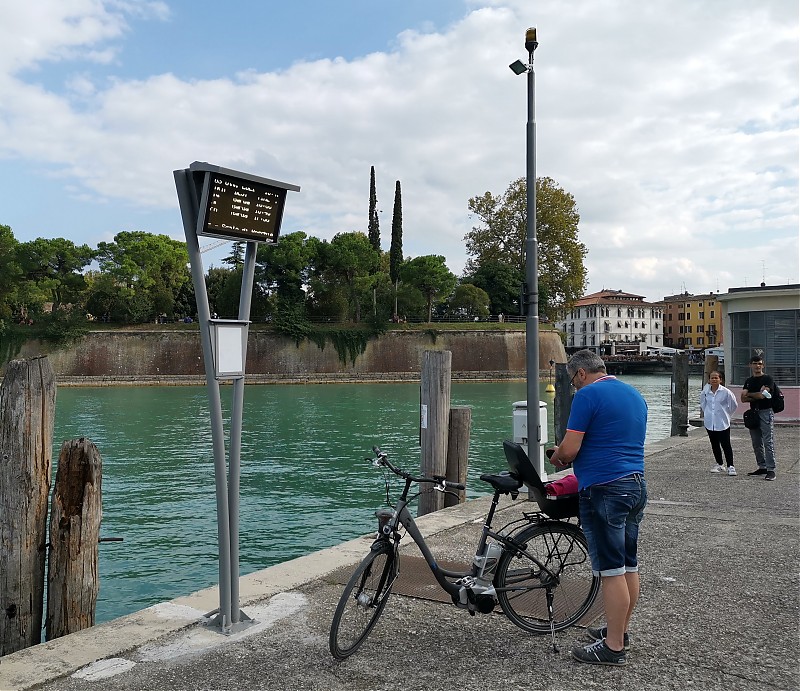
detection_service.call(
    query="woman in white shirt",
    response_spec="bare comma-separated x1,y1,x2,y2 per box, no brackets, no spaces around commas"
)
699,370,740,475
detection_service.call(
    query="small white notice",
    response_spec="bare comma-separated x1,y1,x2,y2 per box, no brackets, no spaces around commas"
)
420,404,428,429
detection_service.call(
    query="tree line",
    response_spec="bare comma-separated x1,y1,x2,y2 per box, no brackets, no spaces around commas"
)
0,173,587,337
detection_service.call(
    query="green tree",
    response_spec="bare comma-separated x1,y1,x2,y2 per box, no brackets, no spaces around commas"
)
16,237,95,312
256,231,321,306
465,177,587,320
462,259,521,316
221,242,245,268
0,225,21,319
389,180,403,317
400,255,457,322
321,232,380,322
368,166,380,252
95,231,190,322
449,283,490,320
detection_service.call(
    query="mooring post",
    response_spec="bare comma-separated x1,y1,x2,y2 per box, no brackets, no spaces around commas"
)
46,438,102,640
552,363,572,445
671,353,690,436
444,406,471,508
419,350,452,517
0,357,56,655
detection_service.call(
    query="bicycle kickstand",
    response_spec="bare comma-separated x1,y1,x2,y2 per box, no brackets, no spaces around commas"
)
546,589,559,653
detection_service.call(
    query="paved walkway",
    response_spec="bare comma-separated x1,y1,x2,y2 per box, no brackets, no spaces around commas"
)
2,425,798,691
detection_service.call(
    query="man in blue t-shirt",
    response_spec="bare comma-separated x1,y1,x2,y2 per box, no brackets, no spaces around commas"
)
549,350,648,667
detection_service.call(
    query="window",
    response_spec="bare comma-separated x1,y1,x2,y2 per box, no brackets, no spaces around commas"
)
710,310,715,318
697,337,704,345
731,309,799,385
699,312,704,319
686,325,692,333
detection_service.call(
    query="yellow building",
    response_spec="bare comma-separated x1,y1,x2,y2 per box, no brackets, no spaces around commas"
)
662,292,722,349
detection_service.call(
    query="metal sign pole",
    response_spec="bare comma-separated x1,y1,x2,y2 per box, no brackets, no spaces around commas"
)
174,169,234,632
228,241,258,624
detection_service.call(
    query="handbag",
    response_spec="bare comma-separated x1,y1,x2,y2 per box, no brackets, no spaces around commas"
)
743,408,760,430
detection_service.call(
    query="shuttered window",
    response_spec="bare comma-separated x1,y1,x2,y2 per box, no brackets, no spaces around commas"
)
731,310,799,385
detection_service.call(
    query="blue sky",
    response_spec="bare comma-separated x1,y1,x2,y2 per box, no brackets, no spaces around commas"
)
1,0,798,302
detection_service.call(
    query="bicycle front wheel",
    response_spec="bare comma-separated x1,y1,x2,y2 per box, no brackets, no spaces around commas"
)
329,541,397,659
496,521,599,634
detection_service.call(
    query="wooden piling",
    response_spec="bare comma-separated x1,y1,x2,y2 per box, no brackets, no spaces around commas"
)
418,350,451,517
46,438,102,641
0,357,56,656
671,353,689,436
553,363,573,444
444,407,471,508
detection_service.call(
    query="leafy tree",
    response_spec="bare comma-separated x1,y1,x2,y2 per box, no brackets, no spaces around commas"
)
256,231,321,306
95,231,190,322
221,242,245,268
465,176,587,320
400,255,457,322
368,166,380,252
320,232,380,322
16,237,95,312
462,259,521,316
0,225,21,319
449,283,490,319
389,180,403,317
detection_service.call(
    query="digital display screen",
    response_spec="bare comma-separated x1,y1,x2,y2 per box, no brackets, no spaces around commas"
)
197,172,288,244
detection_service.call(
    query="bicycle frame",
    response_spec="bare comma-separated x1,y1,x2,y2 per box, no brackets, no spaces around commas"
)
376,474,563,609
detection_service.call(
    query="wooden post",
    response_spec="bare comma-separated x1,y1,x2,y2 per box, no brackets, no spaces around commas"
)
671,353,689,437
553,363,573,445
418,350,451,517
444,407,471,508
0,357,56,656
46,438,102,641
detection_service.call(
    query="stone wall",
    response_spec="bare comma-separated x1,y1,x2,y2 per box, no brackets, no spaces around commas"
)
10,329,567,384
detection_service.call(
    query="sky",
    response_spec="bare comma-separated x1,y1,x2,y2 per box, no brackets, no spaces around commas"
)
1,0,798,304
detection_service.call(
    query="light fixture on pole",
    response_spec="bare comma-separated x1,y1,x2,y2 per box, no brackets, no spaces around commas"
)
509,27,541,470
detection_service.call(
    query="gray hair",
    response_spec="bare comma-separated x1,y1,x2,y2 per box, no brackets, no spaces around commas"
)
567,349,606,377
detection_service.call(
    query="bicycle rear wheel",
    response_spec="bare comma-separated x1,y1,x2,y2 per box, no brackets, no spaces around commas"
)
496,521,599,634
329,541,397,659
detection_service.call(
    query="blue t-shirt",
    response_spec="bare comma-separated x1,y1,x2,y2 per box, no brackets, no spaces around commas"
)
566,375,647,490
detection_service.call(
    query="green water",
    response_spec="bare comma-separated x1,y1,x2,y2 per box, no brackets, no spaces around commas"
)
51,376,698,623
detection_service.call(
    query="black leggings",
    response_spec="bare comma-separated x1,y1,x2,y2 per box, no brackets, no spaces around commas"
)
706,428,734,466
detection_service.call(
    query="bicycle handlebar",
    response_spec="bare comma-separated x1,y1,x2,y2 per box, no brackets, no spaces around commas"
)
370,446,466,491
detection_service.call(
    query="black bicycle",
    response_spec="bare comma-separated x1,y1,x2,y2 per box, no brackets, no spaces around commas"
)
329,440,599,659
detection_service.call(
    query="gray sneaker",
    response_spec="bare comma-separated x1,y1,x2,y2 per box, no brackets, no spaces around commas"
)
587,625,631,650
572,639,627,666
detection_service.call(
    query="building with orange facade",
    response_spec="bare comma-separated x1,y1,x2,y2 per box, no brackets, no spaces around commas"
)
661,292,723,350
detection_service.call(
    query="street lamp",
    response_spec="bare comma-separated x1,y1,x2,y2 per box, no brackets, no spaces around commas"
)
510,27,540,465
546,358,555,393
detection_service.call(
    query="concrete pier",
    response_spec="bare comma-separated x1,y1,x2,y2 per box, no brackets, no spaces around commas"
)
1,425,798,691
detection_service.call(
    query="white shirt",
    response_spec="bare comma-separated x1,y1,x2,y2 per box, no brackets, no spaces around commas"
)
699,384,739,431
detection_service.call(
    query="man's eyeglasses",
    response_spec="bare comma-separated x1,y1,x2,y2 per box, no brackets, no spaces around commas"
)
569,370,580,388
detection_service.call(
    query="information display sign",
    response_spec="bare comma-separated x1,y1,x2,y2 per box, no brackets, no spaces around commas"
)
190,162,300,244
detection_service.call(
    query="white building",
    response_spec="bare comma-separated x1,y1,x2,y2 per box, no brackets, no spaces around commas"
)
556,289,664,354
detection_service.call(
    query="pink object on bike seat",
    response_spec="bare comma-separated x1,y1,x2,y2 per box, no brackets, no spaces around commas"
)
545,474,578,496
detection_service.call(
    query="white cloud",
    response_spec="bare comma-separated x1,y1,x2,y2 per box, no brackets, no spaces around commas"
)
0,0,797,302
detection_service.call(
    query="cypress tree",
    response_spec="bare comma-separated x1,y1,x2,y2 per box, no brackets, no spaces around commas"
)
389,180,403,317
368,166,380,251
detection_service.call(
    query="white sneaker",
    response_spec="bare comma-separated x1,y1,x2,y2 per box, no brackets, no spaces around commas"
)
710,465,724,473
727,466,737,476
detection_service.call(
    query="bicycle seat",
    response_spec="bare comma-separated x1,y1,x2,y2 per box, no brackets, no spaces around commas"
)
502,440,579,520
479,471,523,494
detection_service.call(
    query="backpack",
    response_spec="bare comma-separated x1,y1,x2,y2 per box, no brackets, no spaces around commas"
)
771,381,785,414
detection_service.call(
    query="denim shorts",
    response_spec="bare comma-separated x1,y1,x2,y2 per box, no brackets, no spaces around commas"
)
579,474,648,577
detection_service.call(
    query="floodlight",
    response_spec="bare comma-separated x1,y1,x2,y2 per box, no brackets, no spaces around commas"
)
509,59,527,75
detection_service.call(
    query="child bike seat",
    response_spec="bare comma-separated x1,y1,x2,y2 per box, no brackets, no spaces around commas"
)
502,440,579,520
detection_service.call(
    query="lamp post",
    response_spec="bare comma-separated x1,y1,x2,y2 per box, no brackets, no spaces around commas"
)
546,358,555,393
510,27,540,462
